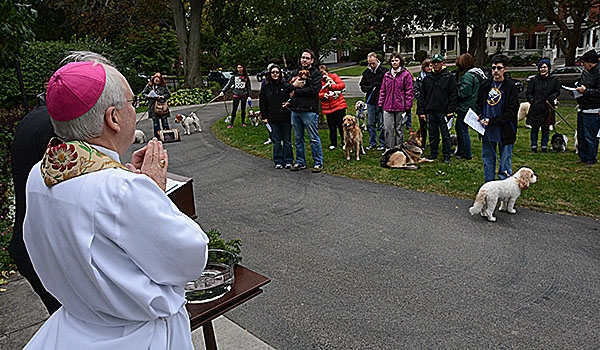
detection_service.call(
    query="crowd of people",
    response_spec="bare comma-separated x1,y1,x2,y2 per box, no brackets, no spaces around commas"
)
254,49,599,179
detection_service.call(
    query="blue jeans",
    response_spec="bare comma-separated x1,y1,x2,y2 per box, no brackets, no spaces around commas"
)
455,112,472,158
291,111,323,167
482,139,513,182
153,117,170,138
270,121,293,166
427,113,451,159
576,111,600,164
530,125,550,150
367,104,385,147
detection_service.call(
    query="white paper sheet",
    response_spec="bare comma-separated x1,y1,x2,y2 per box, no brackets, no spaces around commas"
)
147,90,159,98
465,108,485,135
562,85,582,99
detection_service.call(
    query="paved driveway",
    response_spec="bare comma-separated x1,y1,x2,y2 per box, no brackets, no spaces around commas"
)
126,103,599,349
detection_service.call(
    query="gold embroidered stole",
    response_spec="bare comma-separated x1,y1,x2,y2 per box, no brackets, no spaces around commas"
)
41,138,128,187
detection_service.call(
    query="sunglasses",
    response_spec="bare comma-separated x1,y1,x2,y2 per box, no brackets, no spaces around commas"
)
300,56,312,60
126,95,140,108
271,71,281,75
491,65,505,71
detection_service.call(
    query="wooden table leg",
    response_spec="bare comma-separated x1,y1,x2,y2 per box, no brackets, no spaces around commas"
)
202,321,218,350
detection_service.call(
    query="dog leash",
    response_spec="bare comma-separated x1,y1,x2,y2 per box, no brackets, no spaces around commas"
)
545,101,576,133
135,110,148,125
188,94,223,116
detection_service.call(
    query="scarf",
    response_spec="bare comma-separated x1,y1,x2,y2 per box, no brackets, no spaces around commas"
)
41,138,128,187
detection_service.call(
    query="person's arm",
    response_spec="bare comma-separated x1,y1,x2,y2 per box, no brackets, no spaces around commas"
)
161,86,171,100
293,70,322,97
259,86,269,121
114,175,209,285
142,84,151,99
359,71,372,93
246,76,252,95
377,75,386,108
330,73,346,91
457,73,474,101
416,76,427,116
404,72,414,109
547,77,561,104
221,75,234,92
447,75,458,115
526,77,536,104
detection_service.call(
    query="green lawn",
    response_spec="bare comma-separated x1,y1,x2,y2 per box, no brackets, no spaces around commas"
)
213,99,599,219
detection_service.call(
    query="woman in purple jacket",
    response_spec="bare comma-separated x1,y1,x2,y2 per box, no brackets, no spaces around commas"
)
378,53,414,150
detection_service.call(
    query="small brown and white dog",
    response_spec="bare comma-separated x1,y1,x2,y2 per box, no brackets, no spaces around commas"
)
354,100,368,130
248,110,262,126
380,128,432,169
283,70,311,108
175,112,202,135
342,115,365,161
321,74,342,99
134,129,146,143
469,167,537,222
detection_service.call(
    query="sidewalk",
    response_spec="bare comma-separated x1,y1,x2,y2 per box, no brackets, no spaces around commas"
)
0,273,274,349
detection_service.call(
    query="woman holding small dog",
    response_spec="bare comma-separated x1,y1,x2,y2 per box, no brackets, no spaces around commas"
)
142,72,172,139
318,65,348,150
220,63,252,128
526,58,560,153
378,53,414,150
259,64,294,169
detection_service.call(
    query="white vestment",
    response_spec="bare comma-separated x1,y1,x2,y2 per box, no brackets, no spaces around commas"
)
23,146,209,349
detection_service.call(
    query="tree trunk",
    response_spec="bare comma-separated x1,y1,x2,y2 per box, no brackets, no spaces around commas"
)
563,29,583,66
170,0,205,88
469,25,487,66
458,25,468,55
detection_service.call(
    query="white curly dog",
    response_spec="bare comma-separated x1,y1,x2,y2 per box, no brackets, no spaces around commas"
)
469,167,537,222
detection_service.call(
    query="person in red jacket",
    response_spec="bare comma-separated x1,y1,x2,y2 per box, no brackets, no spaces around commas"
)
319,65,348,150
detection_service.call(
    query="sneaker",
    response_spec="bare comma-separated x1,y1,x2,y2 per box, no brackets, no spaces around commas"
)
227,124,233,129
274,164,283,169
426,156,437,161
366,145,375,150
312,165,323,173
377,146,385,151
242,123,247,127
290,164,306,172
284,164,292,169
328,145,336,150
443,158,451,164
264,138,273,145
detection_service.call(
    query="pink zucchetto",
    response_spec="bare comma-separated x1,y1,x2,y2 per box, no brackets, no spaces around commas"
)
46,61,107,121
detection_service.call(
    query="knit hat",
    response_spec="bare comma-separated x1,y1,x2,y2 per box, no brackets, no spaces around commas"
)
578,50,599,64
537,58,551,71
46,62,107,121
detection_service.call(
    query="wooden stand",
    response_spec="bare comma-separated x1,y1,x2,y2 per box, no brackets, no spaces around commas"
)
187,265,271,350
166,172,197,219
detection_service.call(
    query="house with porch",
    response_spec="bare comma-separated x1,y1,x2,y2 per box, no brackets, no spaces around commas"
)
384,20,599,66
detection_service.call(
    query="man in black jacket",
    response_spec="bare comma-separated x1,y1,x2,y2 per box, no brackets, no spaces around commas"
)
417,53,457,163
288,49,324,173
359,52,388,150
476,54,520,182
575,49,600,166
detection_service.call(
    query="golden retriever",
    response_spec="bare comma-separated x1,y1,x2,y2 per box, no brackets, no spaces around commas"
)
380,128,432,169
469,167,537,222
342,115,365,161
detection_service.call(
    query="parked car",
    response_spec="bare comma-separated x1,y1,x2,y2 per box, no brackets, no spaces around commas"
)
207,71,233,87
256,67,290,82
526,66,583,88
